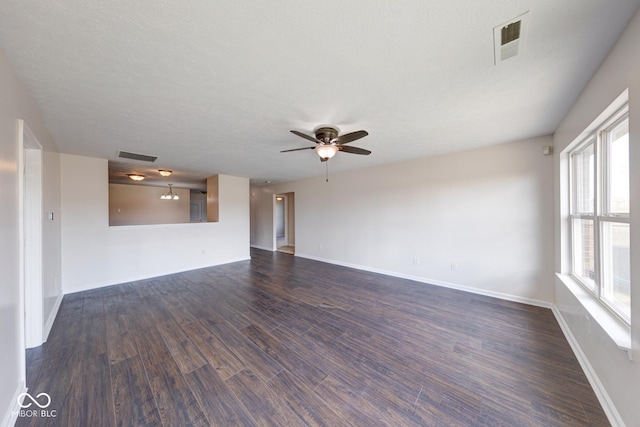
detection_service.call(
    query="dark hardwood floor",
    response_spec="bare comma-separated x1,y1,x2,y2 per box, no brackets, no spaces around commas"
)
18,249,609,426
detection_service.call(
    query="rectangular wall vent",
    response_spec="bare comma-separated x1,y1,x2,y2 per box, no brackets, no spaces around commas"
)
117,150,158,162
501,20,521,46
494,12,530,64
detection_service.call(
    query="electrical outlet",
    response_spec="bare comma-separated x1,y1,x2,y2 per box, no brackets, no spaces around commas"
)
413,257,420,265
319,244,323,251
450,263,458,271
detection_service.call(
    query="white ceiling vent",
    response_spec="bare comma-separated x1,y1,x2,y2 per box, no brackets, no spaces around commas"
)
494,12,530,64
117,150,158,162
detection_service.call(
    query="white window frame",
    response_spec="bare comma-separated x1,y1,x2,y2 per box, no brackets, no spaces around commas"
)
569,104,630,325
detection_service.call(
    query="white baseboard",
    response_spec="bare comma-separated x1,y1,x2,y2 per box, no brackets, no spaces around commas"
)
43,292,63,343
250,244,273,251
551,307,624,427
1,381,26,427
295,252,553,309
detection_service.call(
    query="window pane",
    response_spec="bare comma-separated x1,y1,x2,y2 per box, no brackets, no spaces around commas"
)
572,142,594,214
572,218,595,291
606,118,629,214
601,222,631,320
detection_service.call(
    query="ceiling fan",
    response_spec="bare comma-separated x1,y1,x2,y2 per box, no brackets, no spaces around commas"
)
281,127,371,161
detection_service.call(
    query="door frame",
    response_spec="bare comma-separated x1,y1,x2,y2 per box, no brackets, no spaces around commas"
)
18,120,44,360
273,194,288,249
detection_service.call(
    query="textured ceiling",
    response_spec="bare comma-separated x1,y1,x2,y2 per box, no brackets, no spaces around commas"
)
1,0,639,184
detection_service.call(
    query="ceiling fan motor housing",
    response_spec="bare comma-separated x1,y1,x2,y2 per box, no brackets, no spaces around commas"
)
315,127,339,143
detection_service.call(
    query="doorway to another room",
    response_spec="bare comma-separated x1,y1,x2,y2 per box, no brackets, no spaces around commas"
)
274,193,295,255
19,120,44,393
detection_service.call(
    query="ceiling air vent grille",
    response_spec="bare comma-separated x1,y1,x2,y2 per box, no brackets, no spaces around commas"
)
117,150,158,162
494,12,530,64
501,21,521,45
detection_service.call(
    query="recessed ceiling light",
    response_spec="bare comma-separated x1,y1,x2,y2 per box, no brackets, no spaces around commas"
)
158,169,173,177
127,174,145,181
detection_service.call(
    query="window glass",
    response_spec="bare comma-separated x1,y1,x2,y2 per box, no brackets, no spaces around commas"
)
572,142,594,214
572,218,596,291
606,118,629,215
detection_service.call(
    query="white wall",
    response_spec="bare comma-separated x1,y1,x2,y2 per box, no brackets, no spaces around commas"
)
252,136,554,305
61,154,250,293
553,9,640,427
0,49,60,427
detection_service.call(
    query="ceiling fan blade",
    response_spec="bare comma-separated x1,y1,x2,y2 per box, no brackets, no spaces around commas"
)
280,146,315,153
332,130,368,145
339,145,371,155
290,130,322,144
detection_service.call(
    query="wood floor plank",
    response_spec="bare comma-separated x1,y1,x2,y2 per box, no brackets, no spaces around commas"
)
156,319,207,374
77,312,108,359
63,353,115,427
271,325,370,394
184,364,258,426
180,320,247,380
39,312,83,362
106,314,139,365
111,355,161,427
240,324,327,389
81,294,105,319
198,317,284,381
311,375,380,427
136,327,209,427
267,370,348,427
225,369,304,427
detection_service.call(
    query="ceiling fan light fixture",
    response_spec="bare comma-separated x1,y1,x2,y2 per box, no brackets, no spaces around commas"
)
158,169,172,177
127,174,145,181
316,145,338,160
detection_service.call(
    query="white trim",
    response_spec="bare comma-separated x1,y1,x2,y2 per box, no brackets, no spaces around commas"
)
20,122,44,349
551,306,625,427
295,252,553,308
251,244,273,251
556,273,631,352
109,221,221,230
43,292,64,343
24,146,44,347
1,381,26,427
16,120,26,417
63,257,251,294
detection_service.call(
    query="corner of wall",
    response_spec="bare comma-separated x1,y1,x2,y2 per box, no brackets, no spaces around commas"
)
1,381,26,427
42,293,63,342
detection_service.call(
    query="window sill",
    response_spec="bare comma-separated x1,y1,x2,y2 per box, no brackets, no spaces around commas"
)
556,273,631,358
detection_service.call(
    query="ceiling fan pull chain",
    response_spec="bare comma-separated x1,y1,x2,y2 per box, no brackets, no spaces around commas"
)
325,161,328,182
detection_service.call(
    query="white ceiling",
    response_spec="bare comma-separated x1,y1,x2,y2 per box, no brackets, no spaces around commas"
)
1,0,638,185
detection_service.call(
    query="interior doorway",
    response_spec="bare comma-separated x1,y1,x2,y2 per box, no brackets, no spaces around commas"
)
19,120,44,355
274,192,295,255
